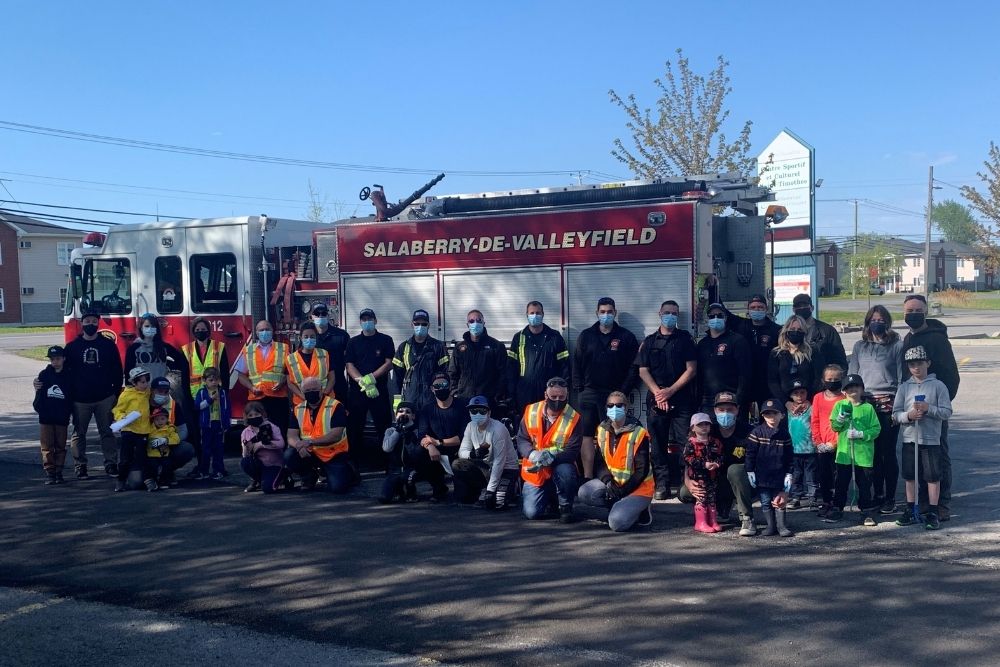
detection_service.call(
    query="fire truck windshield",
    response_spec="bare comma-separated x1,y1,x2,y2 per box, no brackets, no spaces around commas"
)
78,258,133,315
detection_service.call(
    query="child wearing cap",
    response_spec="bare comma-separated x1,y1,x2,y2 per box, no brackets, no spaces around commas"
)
892,345,953,530
32,346,73,485
683,413,724,533
786,380,816,509
111,367,154,492
745,399,794,537
145,407,180,491
810,364,845,517
826,374,881,525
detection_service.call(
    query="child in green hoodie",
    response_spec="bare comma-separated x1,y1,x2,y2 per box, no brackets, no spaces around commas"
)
825,374,881,525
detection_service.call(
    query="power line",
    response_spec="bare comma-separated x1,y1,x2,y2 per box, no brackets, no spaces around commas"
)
0,199,188,219
0,120,589,177
0,206,120,226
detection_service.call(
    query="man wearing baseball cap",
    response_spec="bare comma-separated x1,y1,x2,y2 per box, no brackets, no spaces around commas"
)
696,302,752,413
345,308,395,471
731,294,781,417
791,293,847,371
312,302,350,402
392,309,449,413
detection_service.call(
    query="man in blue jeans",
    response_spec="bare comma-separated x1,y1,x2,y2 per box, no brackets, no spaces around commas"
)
515,377,582,522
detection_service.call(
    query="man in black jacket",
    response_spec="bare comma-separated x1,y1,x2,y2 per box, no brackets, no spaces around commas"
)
312,303,350,401
902,294,960,520
393,309,449,413
791,293,847,371
64,309,124,478
507,301,569,415
730,294,782,416
573,297,639,479
449,309,507,407
696,303,753,413
637,299,697,499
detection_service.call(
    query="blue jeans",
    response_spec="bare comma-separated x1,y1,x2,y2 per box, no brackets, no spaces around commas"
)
758,486,783,510
790,454,817,500
522,462,578,519
577,479,652,532
283,448,353,494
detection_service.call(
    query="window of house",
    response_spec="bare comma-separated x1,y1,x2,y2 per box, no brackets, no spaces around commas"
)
82,258,132,315
914,258,921,267
826,255,834,268
155,256,184,314
0,288,4,312
958,259,965,268
0,241,3,265
190,253,238,314
57,242,76,266
59,287,68,304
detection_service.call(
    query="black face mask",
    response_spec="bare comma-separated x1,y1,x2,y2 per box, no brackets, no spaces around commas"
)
904,313,925,330
793,307,813,320
304,390,322,405
433,388,452,401
246,416,264,428
825,380,842,392
193,330,210,342
546,398,567,412
869,321,888,337
82,323,98,336
786,330,805,345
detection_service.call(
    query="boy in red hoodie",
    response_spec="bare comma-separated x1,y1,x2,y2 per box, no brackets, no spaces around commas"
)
810,364,845,518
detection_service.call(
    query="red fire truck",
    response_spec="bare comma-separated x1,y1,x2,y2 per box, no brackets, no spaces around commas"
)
64,174,781,418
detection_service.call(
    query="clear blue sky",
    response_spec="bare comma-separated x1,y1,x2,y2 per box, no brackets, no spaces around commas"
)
3,1,999,245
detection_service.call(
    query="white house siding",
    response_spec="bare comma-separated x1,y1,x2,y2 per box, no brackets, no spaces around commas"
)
17,234,80,324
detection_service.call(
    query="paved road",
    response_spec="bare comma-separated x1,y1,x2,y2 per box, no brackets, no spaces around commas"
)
1,345,998,665
0,331,63,351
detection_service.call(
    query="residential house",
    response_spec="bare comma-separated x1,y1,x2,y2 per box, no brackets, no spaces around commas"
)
898,240,993,292
816,242,839,296
0,213,84,324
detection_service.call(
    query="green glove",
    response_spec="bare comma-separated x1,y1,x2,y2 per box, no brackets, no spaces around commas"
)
364,385,380,399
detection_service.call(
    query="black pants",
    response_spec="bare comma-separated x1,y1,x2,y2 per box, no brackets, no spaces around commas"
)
871,411,899,502
833,462,874,511
646,408,690,490
117,431,148,482
347,391,392,471
815,451,836,503
240,456,287,493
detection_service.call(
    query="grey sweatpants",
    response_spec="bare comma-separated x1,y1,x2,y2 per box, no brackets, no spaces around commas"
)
577,479,652,532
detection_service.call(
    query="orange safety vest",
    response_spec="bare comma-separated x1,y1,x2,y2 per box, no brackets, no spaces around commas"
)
520,401,580,486
284,349,330,405
245,342,288,398
597,422,655,498
294,396,348,463
183,339,226,397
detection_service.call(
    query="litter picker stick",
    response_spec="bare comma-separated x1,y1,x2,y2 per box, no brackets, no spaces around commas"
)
913,394,925,524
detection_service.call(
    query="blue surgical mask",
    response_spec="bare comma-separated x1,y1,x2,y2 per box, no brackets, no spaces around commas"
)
599,313,615,327
142,326,157,339
313,317,328,328
468,322,484,336
413,325,428,337
606,406,626,422
708,317,726,331
749,310,767,322
527,313,543,327
257,330,273,344
361,321,376,333
301,338,316,351
715,411,736,428
470,412,488,425
660,313,678,329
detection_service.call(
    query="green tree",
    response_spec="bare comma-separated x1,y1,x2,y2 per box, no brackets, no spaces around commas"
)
846,233,904,298
932,199,979,244
609,49,753,179
961,142,1000,272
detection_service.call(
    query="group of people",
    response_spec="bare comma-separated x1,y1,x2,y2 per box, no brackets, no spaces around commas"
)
32,292,959,534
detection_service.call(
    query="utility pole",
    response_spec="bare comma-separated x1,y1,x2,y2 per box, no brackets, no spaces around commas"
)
924,166,933,294
851,199,859,298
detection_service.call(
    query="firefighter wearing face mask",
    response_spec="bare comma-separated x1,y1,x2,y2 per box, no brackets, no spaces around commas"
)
695,303,752,414
393,309,449,413
507,301,569,415
182,317,230,400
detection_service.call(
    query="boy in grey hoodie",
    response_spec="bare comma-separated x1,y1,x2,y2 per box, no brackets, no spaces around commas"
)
892,346,953,530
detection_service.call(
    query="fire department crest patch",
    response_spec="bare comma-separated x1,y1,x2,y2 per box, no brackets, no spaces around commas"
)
760,336,770,346
610,339,620,351
458,344,468,353
716,343,727,355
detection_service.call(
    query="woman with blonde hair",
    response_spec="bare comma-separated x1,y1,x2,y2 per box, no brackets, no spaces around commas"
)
767,315,822,405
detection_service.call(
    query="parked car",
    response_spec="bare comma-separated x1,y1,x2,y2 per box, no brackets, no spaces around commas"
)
868,284,885,295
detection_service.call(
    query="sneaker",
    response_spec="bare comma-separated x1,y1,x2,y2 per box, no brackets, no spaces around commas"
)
300,476,318,491
879,500,897,515
105,463,119,477
637,507,654,527
938,506,951,522
653,487,671,501
76,466,89,480
209,472,226,481
816,503,830,519
925,512,941,530
44,475,59,485
558,504,575,524
244,481,261,493
144,479,159,492
863,515,878,527
189,472,208,481
787,498,801,510
895,511,917,526
822,508,844,523
113,480,126,493
54,473,65,484
738,517,757,537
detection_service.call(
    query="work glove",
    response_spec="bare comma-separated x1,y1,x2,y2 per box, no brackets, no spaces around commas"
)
604,482,624,505
783,473,793,493
847,428,864,440
747,471,757,488
364,385,380,399
834,411,848,425
199,400,210,410
527,450,542,464
816,443,836,454
537,450,555,467
359,373,375,388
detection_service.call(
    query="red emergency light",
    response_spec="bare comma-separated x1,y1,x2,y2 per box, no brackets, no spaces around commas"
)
681,190,711,200
83,231,106,247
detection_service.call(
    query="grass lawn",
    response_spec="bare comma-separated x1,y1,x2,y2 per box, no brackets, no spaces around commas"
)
13,345,52,361
817,310,894,326
0,326,63,335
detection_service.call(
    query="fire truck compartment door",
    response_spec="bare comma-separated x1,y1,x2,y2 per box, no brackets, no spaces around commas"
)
439,267,561,345
339,271,437,347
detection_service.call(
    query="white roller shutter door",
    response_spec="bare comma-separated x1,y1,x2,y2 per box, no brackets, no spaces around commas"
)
339,271,438,346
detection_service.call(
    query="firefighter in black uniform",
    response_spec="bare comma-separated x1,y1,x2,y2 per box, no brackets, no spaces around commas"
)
729,294,781,419
696,302,753,414
392,309,449,413
636,299,698,499
449,309,507,409
507,301,569,415
345,308,395,471
572,297,639,479
311,303,350,401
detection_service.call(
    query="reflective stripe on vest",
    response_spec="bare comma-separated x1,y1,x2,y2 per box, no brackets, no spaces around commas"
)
295,397,347,462
597,424,654,497
285,349,330,404
183,340,225,397
520,401,579,485
246,342,288,397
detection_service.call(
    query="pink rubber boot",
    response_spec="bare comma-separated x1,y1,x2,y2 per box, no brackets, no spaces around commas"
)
694,503,713,533
706,505,722,532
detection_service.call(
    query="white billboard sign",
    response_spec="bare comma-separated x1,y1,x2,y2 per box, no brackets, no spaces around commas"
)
757,130,814,256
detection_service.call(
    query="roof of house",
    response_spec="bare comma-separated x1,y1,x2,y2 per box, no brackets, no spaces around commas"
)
0,212,84,237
